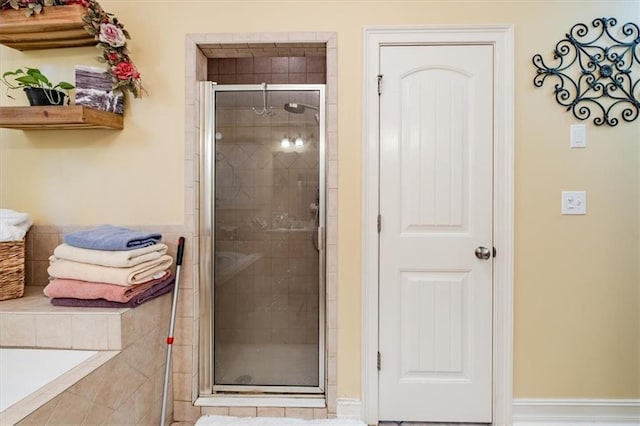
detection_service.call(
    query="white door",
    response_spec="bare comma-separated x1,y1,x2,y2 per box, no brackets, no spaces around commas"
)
378,44,494,423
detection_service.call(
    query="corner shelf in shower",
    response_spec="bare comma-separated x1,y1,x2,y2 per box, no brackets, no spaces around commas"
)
0,106,123,130
215,251,262,285
0,5,94,50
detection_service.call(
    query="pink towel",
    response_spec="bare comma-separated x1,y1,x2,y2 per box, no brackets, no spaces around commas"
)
50,276,175,308
43,271,172,303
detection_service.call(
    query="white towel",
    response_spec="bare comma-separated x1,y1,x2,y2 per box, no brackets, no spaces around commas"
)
0,209,32,242
47,255,173,286
53,243,168,268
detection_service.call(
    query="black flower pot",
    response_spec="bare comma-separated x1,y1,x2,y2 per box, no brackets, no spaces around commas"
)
23,87,67,106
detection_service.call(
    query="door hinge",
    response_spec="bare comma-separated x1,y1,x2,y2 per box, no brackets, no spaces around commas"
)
377,74,383,95
377,352,381,370
493,247,497,258
377,214,381,233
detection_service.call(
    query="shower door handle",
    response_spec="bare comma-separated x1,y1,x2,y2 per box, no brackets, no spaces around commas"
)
318,226,324,250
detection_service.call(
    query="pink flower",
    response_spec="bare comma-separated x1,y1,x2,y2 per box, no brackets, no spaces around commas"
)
99,23,126,48
107,52,119,63
113,61,140,81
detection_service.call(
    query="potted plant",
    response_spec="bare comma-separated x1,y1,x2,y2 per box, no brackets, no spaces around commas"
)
1,67,74,106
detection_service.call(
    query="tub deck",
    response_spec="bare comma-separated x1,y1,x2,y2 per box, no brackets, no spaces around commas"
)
0,286,129,350
0,286,171,424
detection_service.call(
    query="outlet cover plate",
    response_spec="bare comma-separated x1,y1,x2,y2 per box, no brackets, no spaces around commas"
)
562,191,587,215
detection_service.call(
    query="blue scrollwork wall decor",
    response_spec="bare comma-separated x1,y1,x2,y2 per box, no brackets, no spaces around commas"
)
532,17,640,126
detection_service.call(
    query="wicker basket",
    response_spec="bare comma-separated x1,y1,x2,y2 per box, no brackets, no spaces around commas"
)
0,240,25,301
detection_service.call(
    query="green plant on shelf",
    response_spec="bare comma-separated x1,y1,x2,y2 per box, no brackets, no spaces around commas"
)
1,67,74,105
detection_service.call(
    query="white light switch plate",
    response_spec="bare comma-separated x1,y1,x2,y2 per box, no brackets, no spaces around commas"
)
561,191,587,214
570,124,586,148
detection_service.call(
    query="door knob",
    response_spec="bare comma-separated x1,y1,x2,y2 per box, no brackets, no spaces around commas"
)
475,246,491,260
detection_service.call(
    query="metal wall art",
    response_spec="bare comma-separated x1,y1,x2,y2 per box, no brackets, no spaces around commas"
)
532,17,640,126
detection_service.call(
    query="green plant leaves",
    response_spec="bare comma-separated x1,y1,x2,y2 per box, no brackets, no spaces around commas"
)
2,69,24,79
56,82,75,90
14,75,41,86
1,67,74,97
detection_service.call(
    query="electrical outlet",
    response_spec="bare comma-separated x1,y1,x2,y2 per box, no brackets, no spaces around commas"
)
561,191,587,215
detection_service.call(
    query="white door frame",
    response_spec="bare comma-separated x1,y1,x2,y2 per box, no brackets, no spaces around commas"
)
362,25,515,425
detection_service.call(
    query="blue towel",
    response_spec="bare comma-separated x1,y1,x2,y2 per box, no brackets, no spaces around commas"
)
63,225,162,251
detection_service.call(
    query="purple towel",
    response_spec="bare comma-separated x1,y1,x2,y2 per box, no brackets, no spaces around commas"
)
63,225,162,251
50,275,175,308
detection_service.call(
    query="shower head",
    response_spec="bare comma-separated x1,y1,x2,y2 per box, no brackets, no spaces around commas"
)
284,102,320,124
284,102,319,114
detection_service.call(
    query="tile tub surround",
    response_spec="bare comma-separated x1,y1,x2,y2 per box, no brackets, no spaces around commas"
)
0,287,174,425
0,350,117,425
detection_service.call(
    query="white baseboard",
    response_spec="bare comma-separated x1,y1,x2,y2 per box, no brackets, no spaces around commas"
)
336,398,362,420
513,398,640,424
339,398,639,424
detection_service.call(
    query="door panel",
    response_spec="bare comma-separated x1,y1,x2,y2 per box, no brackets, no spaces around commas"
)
400,68,468,231
378,44,494,422
400,271,467,376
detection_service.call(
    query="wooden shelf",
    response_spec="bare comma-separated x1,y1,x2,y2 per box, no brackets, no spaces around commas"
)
0,5,95,50
0,6,126,131
0,106,123,130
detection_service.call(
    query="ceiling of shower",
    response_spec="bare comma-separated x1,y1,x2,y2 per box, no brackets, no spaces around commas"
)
199,42,326,58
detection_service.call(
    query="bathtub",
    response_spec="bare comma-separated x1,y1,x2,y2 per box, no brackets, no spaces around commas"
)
0,348,112,422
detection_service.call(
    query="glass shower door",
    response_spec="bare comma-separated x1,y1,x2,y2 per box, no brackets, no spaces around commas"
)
212,85,324,391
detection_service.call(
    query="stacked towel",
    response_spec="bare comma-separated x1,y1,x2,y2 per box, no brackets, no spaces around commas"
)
44,226,174,308
0,209,32,242
54,243,168,267
46,273,175,307
63,225,162,250
48,254,173,286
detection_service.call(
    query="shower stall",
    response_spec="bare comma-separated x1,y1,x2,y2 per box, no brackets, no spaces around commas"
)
199,83,326,395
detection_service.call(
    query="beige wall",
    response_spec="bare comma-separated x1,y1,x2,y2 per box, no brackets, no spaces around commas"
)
1,0,638,401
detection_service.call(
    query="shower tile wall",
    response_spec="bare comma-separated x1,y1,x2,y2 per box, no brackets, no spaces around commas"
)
213,90,320,386
214,137,320,345
208,57,326,85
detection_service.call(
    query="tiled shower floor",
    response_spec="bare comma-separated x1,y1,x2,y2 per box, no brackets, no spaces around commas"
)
215,343,318,386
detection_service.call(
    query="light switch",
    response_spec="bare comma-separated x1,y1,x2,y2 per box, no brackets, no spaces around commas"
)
570,124,586,148
561,191,587,215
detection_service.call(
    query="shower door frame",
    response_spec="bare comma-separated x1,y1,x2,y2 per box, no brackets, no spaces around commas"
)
199,82,327,395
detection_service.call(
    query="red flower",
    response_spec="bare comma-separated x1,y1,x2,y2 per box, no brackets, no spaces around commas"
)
107,52,119,63
113,61,140,81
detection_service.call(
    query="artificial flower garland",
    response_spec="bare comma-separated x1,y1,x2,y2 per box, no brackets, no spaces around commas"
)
1,0,143,98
